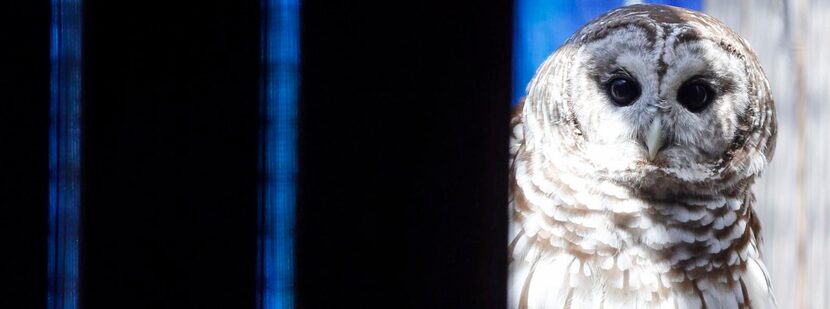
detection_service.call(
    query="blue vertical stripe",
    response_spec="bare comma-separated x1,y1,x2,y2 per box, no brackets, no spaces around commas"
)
48,0,82,308
513,0,702,104
258,0,299,308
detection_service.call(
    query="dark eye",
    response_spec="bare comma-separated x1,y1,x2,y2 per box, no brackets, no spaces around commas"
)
677,81,714,113
607,77,641,107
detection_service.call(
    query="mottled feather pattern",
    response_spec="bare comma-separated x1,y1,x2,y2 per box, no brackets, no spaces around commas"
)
510,5,777,309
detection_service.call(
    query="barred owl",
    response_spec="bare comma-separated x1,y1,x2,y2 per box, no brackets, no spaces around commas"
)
509,4,777,308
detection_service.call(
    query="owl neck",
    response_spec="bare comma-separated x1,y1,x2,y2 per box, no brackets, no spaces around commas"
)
511,149,765,298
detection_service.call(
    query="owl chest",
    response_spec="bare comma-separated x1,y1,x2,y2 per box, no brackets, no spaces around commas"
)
513,250,767,309
510,198,773,309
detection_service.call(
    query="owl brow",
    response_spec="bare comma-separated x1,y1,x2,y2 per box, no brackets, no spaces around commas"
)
598,67,635,84
686,73,732,95
685,74,713,84
610,67,632,77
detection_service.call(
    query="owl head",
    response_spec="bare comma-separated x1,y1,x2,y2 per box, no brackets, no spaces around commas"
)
521,4,777,197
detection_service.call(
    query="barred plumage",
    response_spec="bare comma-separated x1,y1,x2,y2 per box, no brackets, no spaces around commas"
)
509,4,777,308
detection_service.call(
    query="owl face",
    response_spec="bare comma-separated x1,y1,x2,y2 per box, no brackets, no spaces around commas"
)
523,5,776,194
573,26,749,173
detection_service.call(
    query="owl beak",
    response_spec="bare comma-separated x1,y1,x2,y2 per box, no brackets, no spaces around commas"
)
646,114,666,161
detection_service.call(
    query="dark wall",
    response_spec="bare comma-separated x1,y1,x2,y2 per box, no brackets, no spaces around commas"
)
3,0,512,307
297,1,512,308
0,2,50,308
81,1,260,308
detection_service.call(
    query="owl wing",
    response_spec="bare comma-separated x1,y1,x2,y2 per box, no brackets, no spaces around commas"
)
509,98,525,166
509,98,525,257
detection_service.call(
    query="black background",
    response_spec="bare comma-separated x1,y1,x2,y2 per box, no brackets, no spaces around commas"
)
3,0,512,308
1,2,50,308
297,1,511,308
82,1,261,308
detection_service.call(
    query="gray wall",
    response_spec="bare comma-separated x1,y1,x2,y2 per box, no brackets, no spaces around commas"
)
705,0,830,307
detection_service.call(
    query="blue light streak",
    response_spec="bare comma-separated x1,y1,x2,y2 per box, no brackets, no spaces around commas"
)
258,0,299,307
48,0,82,308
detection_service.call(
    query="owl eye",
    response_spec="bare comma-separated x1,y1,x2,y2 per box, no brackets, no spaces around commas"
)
677,81,714,113
607,77,641,107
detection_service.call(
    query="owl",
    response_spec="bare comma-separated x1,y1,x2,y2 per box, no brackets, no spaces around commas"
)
509,4,777,309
